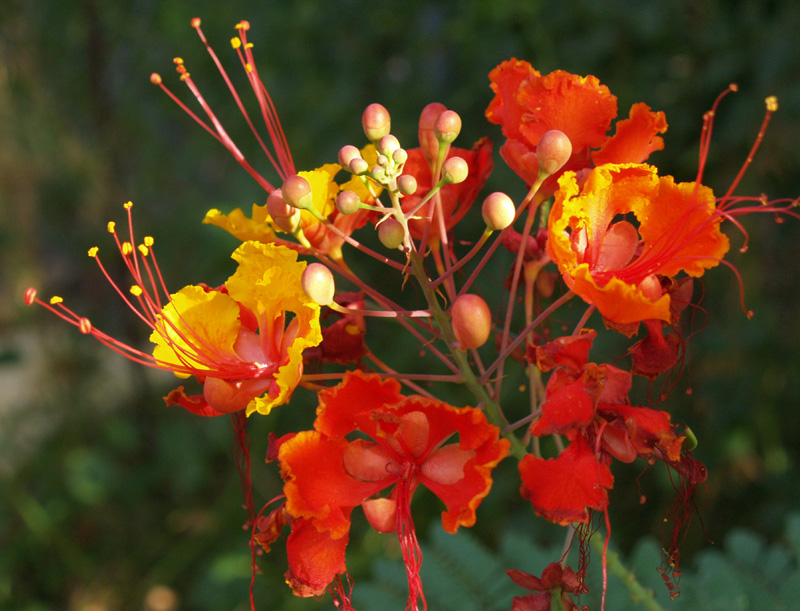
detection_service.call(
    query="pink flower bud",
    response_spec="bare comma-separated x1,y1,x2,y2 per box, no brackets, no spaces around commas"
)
392,148,408,165
451,294,492,350
267,189,300,232
481,192,516,230
378,134,400,157
338,145,362,168
434,110,462,144
302,263,335,306
418,102,447,166
398,174,418,195
336,190,362,215
282,175,314,210
442,156,468,184
349,158,369,175
378,217,405,250
536,130,573,176
362,103,391,141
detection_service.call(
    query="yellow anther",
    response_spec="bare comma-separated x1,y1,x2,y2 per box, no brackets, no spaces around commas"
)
144,236,154,247
180,73,190,81
235,20,250,31
107,221,116,233
79,318,93,334
124,201,133,209
246,63,253,73
766,96,778,112
245,43,253,49
231,37,242,49
50,296,64,305
150,73,162,85
138,244,149,256
190,17,201,28
173,57,184,65
88,246,99,257
122,242,133,255
130,285,143,297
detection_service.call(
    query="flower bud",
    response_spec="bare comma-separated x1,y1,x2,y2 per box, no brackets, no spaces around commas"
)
442,156,468,184
418,102,447,166
282,175,314,210
392,148,408,165
481,192,515,231
537,130,572,176
378,217,405,250
451,294,492,350
398,174,418,196
336,190,362,215
302,263,335,306
434,110,462,144
378,134,400,157
267,189,300,232
370,165,386,182
362,103,391,142
349,158,369,175
338,145,362,168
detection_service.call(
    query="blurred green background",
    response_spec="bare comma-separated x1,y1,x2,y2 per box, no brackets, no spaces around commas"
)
2,0,799,609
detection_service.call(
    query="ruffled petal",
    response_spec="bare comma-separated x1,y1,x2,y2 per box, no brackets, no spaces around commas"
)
593,102,667,166
285,517,349,597
279,430,389,539
519,436,613,525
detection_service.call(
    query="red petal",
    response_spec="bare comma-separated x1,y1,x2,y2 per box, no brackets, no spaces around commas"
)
519,436,613,525
285,518,349,597
534,330,597,372
593,102,667,166
279,431,389,538
163,386,229,417
530,381,595,436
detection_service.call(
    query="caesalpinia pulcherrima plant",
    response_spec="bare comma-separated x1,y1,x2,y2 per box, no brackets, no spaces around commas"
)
25,18,799,611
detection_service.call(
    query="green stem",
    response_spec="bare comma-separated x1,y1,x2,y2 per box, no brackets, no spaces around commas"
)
589,534,667,611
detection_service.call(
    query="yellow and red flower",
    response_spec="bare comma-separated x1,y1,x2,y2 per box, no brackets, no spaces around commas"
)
547,163,730,325
26,205,321,418
266,370,509,602
486,59,667,190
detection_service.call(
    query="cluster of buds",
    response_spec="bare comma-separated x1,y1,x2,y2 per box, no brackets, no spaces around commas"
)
26,19,799,611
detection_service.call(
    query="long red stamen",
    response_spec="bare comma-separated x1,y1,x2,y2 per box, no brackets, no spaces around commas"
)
395,473,426,611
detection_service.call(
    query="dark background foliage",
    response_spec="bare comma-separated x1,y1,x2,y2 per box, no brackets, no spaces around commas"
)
2,0,799,609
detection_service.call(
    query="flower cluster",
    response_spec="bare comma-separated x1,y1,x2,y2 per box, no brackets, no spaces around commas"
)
26,19,798,611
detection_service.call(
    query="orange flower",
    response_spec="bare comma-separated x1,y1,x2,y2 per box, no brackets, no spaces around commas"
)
270,370,509,602
486,59,666,189
547,163,729,324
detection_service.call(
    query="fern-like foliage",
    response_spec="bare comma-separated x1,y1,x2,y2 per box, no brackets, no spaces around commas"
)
353,512,800,610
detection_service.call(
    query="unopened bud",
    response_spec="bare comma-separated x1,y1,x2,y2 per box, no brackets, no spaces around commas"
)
378,134,401,157
349,158,369,175
302,263,335,306
451,294,492,350
370,165,386,182
378,217,405,250
537,130,572,176
434,110,462,144
338,145,362,168
398,174,418,195
392,148,408,165
481,192,515,230
362,103,391,141
418,102,447,166
336,190,362,215
282,175,314,210
267,189,300,232
442,156,468,184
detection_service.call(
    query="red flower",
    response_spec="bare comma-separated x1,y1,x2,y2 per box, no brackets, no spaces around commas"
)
520,331,687,522
507,562,587,611
270,370,509,604
486,59,666,190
